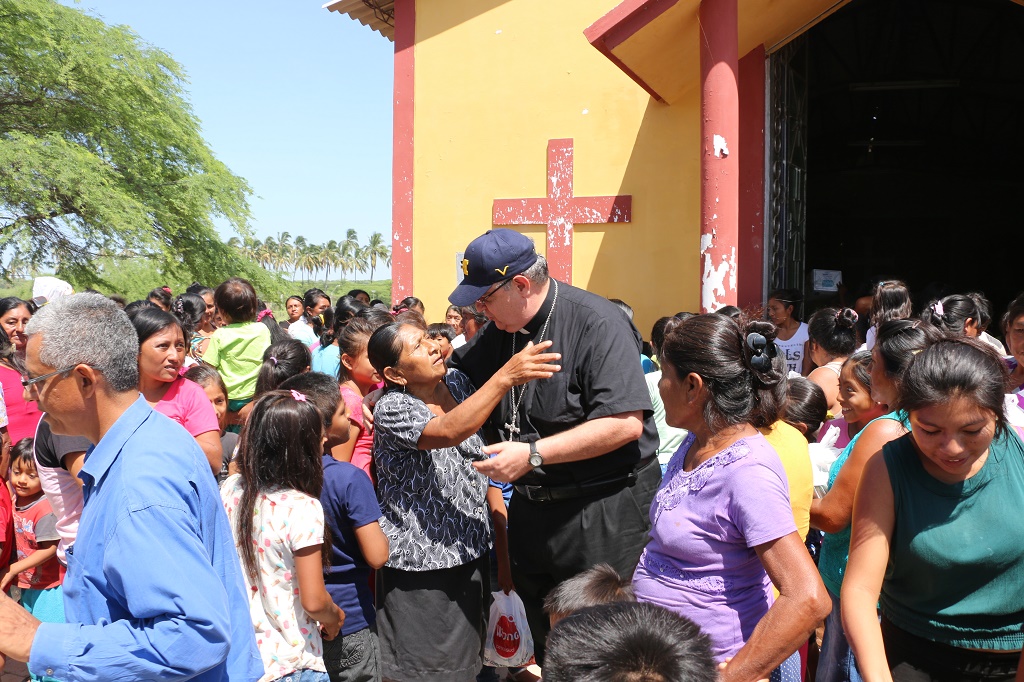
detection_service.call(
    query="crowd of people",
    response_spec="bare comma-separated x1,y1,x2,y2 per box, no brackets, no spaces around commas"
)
0,231,1023,682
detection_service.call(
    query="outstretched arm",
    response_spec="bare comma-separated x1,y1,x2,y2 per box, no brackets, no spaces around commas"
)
416,340,560,450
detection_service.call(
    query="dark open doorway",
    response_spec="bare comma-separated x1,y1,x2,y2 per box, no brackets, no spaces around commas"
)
779,0,1024,326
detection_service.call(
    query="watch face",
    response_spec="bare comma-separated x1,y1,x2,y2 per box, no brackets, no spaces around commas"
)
529,453,543,468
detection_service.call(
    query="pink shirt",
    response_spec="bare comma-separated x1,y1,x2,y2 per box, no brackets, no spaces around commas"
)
152,377,220,437
340,385,374,485
0,364,43,443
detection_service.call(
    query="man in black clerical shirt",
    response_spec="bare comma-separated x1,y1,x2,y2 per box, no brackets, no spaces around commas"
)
449,228,661,663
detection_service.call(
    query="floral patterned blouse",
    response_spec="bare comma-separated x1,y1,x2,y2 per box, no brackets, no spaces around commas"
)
373,369,492,571
221,475,327,682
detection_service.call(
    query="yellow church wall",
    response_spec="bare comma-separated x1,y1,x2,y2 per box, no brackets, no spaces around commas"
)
410,0,701,336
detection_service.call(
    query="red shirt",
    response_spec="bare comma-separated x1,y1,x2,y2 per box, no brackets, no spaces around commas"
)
0,481,13,590
13,495,62,590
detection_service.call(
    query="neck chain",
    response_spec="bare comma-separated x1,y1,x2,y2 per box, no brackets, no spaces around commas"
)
504,280,558,440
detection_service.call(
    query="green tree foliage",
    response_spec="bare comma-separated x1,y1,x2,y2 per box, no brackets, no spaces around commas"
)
0,0,267,289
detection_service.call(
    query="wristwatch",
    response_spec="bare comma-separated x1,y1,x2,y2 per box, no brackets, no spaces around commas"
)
528,441,545,472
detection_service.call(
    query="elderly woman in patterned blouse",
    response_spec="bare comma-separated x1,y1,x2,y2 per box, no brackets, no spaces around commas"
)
366,321,559,682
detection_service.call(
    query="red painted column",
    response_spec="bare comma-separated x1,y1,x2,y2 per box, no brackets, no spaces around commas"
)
391,0,415,304
698,0,739,313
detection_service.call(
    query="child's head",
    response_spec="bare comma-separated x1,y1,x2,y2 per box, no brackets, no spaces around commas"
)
214,277,259,324
394,296,425,316
254,339,311,398
543,564,635,627
184,365,229,431
872,319,943,407
783,377,828,442
279,372,350,445
236,390,326,583
544,601,716,682
320,295,367,348
339,312,390,385
967,292,993,333
837,351,883,427
426,323,456,360
921,294,981,337
147,286,172,311
172,292,208,343
900,338,1009,474
870,280,913,327
10,438,41,500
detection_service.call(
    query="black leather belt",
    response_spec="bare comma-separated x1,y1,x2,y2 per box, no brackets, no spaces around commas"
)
513,456,657,503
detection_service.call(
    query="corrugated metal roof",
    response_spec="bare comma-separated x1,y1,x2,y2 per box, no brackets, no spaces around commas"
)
323,0,395,41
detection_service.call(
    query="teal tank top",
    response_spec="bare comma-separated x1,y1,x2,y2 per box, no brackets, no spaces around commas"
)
818,411,907,595
881,430,1024,650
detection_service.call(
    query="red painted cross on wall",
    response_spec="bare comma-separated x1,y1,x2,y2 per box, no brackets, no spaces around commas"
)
492,138,632,283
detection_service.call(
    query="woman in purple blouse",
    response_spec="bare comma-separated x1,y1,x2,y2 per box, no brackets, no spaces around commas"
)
633,313,830,682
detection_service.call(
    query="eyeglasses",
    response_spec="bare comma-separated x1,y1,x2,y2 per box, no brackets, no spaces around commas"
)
21,365,85,388
477,277,514,306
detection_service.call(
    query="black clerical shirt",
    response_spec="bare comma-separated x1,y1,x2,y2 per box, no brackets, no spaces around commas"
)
449,279,657,486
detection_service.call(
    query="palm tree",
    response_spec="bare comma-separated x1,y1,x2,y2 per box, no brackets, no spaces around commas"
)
352,245,370,280
293,236,308,281
364,232,391,281
320,241,339,285
339,229,360,279
297,244,321,286
274,231,293,274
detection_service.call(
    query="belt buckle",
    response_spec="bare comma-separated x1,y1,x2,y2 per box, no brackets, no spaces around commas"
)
523,484,548,502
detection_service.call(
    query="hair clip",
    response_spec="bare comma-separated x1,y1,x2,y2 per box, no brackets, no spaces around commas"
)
745,332,776,371
290,389,307,402
932,301,944,317
269,356,278,366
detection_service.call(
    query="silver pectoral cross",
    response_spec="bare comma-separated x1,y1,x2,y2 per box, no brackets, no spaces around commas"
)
504,422,521,438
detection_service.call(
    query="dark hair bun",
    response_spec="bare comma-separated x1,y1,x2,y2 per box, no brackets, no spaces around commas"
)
836,308,858,329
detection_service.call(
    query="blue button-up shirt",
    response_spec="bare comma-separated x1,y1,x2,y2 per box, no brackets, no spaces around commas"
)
29,397,263,681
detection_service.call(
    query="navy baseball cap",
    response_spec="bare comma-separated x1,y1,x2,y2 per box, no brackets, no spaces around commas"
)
449,229,539,306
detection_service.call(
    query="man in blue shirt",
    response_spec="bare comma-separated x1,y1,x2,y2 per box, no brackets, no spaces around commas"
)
0,293,262,681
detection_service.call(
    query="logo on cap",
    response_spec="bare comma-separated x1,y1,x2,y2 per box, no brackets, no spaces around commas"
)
494,265,510,276
461,259,470,277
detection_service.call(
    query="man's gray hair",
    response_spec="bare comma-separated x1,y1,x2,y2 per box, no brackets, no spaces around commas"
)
522,255,549,285
25,293,140,392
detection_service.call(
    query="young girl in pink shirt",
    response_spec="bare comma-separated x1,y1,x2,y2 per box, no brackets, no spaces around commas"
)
330,311,390,483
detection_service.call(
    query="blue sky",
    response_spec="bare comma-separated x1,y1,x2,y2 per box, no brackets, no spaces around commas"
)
68,0,395,277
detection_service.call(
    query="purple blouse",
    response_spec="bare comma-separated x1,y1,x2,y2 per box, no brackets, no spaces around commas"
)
633,432,796,662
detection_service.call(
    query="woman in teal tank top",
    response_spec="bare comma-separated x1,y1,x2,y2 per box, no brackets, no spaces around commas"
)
844,337,1024,681
812,343,917,682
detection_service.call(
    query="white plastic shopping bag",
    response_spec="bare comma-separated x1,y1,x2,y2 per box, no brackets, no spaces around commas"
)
483,590,535,667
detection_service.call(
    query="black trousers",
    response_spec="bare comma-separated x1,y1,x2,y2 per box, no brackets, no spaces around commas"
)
882,617,1019,682
507,460,661,663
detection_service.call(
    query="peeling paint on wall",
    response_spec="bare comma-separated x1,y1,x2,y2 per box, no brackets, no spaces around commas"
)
713,134,729,158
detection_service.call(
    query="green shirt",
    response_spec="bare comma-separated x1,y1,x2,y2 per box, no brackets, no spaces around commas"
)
203,322,271,401
881,430,1024,650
